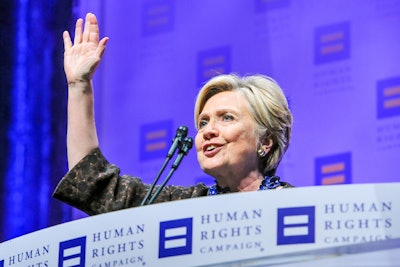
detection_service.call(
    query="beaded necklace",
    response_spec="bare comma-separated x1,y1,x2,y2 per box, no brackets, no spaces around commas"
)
207,175,282,195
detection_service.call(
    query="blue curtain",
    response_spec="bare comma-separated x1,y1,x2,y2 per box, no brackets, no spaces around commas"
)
0,0,75,241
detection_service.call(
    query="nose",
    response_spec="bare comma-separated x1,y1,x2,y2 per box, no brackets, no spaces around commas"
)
202,120,219,140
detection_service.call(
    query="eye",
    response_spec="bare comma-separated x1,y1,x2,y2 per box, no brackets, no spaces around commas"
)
198,119,208,129
222,114,234,121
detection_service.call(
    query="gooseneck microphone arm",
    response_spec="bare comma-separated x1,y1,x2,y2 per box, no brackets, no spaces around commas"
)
147,137,193,205
140,126,188,206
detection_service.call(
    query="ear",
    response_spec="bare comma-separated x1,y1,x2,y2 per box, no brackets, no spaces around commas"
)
261,138,273,154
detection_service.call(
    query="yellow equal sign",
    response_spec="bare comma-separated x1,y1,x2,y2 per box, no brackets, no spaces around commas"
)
321,162,345,185
145,129,167,152
383,85,400,109
320,31,344,55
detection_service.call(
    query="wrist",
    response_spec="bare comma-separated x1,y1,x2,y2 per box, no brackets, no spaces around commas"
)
67,77,91,86
67,79,93,94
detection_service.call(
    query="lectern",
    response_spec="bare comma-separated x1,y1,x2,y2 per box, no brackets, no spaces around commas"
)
1,183,399,266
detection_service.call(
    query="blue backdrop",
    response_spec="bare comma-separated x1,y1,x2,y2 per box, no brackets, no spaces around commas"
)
0,0,74,241
1,0,399,241
89,0,400,190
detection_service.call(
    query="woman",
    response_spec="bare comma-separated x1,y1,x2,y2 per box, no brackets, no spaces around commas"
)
53,13,293,215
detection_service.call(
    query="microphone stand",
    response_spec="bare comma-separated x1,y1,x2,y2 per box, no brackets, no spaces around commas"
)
147,137,193,205
140,126,188,206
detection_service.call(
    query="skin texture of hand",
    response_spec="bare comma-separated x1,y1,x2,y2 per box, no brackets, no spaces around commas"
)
63,13,109,85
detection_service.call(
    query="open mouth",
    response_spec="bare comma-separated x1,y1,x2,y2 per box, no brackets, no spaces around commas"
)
205,145,217,152
203,144,222,155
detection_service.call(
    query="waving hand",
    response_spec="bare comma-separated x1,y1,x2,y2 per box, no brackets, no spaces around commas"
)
63,13,109,85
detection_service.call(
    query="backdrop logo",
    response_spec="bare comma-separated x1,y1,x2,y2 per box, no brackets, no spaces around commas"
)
142,0,174,36
140,120,173,161
314,21,350,65
255,0,291,12
159,218,193,258
58,236,86,267
377,76,400,119
197,46,231,87
277,207,315,245
0,260,3,267
315,152,352,185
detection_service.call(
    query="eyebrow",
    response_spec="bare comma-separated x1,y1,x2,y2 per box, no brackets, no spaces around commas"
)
198,107,244,123
199,107,238,116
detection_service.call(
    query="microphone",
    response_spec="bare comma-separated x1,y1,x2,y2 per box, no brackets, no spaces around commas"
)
147,137,193,205
167,126,188,158
171,137,193,169
140,126,188,206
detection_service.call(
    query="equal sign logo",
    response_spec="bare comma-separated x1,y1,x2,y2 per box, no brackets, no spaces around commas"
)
254,0,291,12
159,218,193,258
197,46,231,87
142,0,174,36
140,120,173,161
58,236,86,267
315,152,352,185
377,76,400,119
277,206,315,245
314,21,350,65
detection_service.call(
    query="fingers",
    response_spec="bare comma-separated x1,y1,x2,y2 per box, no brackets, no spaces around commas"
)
99,37,109,47
68,13,107,47
63,31,72,50
97,37,109,58
82,13,91,42
73,18,83,44
88,13,100,44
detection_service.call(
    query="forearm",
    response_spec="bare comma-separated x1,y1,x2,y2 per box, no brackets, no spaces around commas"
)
67,80,99,170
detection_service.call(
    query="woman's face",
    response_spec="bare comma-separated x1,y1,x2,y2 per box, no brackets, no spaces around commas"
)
195,91,260,180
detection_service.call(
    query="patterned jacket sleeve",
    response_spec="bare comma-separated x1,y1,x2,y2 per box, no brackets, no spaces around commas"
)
52,148,209,215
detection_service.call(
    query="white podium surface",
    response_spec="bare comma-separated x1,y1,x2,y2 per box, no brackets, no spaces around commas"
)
0,183,399,267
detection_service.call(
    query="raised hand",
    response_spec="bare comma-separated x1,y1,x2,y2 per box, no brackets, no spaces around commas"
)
64,13,108,169
63,13,109,85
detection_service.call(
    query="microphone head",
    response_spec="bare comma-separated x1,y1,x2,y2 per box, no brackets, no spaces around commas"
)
176,125,188,138
181,137,193,154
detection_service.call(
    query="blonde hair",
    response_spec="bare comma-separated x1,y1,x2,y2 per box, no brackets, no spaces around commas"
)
194,74,293,175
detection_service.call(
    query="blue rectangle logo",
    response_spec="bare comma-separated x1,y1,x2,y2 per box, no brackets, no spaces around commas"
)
58,236,86,267
315,152,352,185
159,218,193,258
142,0,174,36
314,21,350,65
0,260,4,267
377,76,400,119
254,0,291,12
140,120,173,161
277,206,315,245
197,46,231,87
